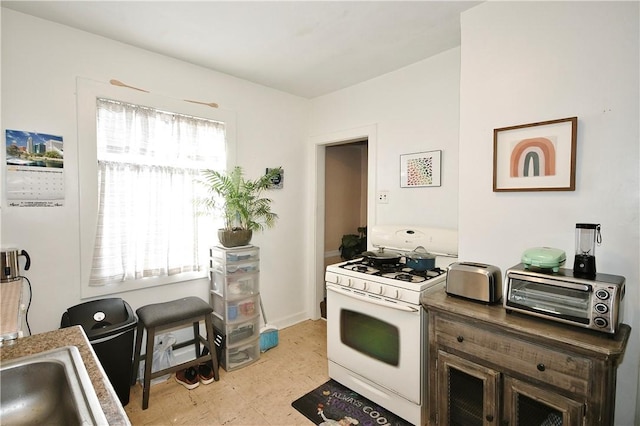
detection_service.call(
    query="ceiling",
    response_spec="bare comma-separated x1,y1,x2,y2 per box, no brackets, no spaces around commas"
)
2,1,481,98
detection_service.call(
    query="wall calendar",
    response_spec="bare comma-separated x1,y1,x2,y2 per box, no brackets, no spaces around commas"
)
5,129,65,207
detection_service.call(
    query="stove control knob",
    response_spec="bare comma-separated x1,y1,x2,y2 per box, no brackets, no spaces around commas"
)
347,278,353,287
334,275,342,285
361,281,369,291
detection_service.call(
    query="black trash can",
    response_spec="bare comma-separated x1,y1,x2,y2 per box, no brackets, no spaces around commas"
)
61,298,137,406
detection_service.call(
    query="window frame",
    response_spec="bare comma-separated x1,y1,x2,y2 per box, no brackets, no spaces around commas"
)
77,77,236,298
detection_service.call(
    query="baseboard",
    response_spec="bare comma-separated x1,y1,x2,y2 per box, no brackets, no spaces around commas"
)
325,250,341,258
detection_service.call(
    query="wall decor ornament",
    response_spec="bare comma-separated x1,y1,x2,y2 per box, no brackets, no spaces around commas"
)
493,117,577,192
400,150,442,188
266,167,283,189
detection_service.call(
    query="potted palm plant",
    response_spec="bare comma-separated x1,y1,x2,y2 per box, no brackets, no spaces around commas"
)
199,166,282,247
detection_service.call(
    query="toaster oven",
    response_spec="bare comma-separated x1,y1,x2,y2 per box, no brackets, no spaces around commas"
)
504,264,625,334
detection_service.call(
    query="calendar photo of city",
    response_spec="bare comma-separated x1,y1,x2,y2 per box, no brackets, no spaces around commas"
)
6,129,64,168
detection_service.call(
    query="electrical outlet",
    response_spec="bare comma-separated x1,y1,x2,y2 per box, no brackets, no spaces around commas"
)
377,191,389,204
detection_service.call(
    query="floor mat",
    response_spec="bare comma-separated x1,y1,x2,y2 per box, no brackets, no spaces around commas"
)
291,379,413,426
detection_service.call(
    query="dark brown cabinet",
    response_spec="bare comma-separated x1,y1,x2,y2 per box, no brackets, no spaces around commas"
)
421,286,630,426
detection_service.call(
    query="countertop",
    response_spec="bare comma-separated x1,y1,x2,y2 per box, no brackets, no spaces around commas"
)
420,285,630,360
0,325,131,425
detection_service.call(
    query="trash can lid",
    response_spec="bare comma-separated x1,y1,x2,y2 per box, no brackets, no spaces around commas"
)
61,298,137,340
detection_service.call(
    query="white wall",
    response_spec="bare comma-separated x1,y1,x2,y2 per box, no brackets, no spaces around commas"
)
1,9,310,334
458,2,639,424
310,47,461,230
3,3,638,421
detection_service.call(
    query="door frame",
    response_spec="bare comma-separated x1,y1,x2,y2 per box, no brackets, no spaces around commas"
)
307,124,378,319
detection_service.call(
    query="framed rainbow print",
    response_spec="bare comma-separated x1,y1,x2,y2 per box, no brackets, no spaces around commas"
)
400,150,441,188
493,117,577,192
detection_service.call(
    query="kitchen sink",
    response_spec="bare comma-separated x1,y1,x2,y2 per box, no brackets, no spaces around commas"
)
1,345,108,425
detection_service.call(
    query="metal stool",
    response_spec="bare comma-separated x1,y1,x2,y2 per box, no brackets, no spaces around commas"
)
131,296,219,409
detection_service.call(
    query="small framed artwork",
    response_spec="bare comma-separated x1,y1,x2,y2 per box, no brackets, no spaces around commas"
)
266,168,283,189
400,150,442,188
493,117,577,192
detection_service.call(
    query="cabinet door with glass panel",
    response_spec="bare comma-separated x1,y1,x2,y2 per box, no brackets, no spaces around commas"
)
436,351,583,426
436,351,500,426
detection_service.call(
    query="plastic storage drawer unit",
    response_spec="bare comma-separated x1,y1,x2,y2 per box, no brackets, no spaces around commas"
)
210,245,261,371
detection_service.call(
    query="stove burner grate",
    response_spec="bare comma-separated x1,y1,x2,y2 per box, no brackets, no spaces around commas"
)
395,273,417,282
412,268,445,278
376,264,403,273
338,260,446,283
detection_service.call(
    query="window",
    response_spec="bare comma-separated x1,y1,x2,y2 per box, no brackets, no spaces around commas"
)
77,78,236,297
90,98,225,286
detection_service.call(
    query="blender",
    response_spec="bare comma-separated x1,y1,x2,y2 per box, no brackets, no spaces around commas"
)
573,223,601,278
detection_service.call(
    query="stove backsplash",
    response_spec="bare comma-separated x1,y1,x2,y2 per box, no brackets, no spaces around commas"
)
369,225,458,257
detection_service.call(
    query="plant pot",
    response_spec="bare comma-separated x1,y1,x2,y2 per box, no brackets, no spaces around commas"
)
218,229,253,248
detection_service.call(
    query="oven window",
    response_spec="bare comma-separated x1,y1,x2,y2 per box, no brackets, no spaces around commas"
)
507,278,590,324
340,309,400,366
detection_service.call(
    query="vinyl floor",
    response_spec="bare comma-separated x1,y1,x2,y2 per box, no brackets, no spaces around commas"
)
124,319,328,425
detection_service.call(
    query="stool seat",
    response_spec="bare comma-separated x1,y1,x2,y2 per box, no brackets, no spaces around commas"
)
136,297,212,328
131,296,219,409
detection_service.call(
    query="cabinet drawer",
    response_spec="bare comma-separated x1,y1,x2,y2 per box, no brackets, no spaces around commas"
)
213,330,260,372
210,270,259,298
214,316,260,345
434,316,592,396
211,259,259,275
210,246,259,263
211,293,259,325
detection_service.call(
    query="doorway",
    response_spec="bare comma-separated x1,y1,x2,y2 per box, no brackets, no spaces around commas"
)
321,140,368,317
308,124,378,320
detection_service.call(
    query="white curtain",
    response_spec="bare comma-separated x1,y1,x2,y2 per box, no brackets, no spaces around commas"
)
90,98,225,286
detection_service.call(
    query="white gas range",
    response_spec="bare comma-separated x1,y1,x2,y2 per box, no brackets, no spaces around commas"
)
326,259,448,305
325,225,458,425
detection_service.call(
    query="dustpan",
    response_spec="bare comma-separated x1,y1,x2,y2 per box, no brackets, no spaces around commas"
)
259,296,279,352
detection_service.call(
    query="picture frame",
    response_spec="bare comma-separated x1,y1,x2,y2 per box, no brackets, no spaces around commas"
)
493,117,577,192
266,167,283,189
400,150,441,188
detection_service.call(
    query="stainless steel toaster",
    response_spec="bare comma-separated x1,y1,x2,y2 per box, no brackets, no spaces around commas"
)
446,262,503,303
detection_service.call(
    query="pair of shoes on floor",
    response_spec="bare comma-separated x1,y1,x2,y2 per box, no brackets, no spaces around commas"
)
175,364,214,389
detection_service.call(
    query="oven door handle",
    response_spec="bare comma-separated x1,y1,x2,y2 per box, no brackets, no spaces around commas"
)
327,284,419,312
